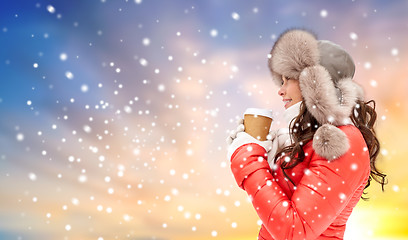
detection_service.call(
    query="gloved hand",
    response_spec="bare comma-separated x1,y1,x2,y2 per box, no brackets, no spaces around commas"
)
227,119,274,160
226,119,293,167
226,119,245,145
266,128,292,166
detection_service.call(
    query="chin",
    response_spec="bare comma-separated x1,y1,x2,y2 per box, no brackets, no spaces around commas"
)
284,102,293,109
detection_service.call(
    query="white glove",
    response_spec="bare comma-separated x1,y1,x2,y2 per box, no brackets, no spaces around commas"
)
226,119,279,145
226,119,245,145
227,119,274,160
266,128,292,167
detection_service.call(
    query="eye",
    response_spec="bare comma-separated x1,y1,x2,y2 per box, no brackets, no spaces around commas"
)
281,75,289,85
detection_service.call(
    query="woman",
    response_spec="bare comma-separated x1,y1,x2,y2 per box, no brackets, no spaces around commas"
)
227,29,386,240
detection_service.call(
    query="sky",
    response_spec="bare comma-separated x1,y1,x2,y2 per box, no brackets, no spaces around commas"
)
1,0,408,239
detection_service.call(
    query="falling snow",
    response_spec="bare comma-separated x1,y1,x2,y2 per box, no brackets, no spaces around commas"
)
210,29,218,37
65,71,74,79
157,84,165,92
370,80,378,87
16,133,24,141
28,172,37,181
0,1,404,240
47,5,56,14
364,62,372,69
231,12,240,20
350,32,358,40
139,58,148,66
81,84,89,92
320,9,328,18
60,53,68,61
142,37,150,46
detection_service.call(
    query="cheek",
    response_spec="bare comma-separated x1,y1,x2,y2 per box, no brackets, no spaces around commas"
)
295,85,303,100
288,82,302,99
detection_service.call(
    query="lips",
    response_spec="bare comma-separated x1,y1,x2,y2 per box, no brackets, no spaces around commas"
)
283,99,292,108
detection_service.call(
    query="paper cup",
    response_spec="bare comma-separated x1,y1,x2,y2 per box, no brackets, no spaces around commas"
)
244,108,273,141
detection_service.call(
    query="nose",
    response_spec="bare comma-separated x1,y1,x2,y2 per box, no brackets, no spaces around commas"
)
278,86,285,97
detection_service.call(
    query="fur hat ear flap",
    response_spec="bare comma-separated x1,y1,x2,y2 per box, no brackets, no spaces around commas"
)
299,65,343,125
334,78,361,124
312,124,350,160
351,81,365,101
299,66,360,126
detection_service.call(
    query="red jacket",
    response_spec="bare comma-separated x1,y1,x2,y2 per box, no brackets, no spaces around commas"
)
230,125,370,240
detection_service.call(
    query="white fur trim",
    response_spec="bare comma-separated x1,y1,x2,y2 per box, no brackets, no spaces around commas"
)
283,101,302,128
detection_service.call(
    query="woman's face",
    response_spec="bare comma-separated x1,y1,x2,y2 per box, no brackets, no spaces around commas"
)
278,75,303,109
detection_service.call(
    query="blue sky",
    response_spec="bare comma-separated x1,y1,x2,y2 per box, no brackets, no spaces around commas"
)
1,0,408,239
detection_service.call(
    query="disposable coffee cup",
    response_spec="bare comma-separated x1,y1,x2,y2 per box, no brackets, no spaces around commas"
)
244,108,273,141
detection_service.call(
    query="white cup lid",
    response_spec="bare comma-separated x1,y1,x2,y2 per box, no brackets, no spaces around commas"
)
244,108,273,118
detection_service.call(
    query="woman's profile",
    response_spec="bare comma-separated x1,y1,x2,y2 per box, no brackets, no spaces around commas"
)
227,29,387,240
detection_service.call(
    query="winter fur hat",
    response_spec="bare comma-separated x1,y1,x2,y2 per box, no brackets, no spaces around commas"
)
268,29,364,160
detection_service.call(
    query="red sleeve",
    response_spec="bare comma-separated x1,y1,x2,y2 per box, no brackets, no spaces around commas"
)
230,127,370,240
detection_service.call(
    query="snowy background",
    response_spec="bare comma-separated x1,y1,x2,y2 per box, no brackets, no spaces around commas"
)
1,0,408,239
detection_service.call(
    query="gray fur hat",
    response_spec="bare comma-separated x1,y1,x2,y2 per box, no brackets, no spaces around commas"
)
268,29,364,160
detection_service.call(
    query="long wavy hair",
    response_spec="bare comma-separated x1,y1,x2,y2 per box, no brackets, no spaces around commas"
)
274,100,387,199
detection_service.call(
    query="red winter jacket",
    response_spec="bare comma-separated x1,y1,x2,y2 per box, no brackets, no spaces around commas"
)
230,125,370,240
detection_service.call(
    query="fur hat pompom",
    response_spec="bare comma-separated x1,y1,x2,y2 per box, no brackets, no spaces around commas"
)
312,124,350,160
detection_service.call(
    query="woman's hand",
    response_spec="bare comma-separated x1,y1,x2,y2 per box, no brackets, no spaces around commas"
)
226,119,275,160
226,119,245,145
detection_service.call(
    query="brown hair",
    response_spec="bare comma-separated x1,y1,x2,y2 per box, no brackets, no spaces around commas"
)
274,100,387,199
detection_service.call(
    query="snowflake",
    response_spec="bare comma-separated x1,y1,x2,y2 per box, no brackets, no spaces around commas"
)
231,12,240,20
320,9,328,18
350,32,358,40
60,53,68,61
47,5,56,14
